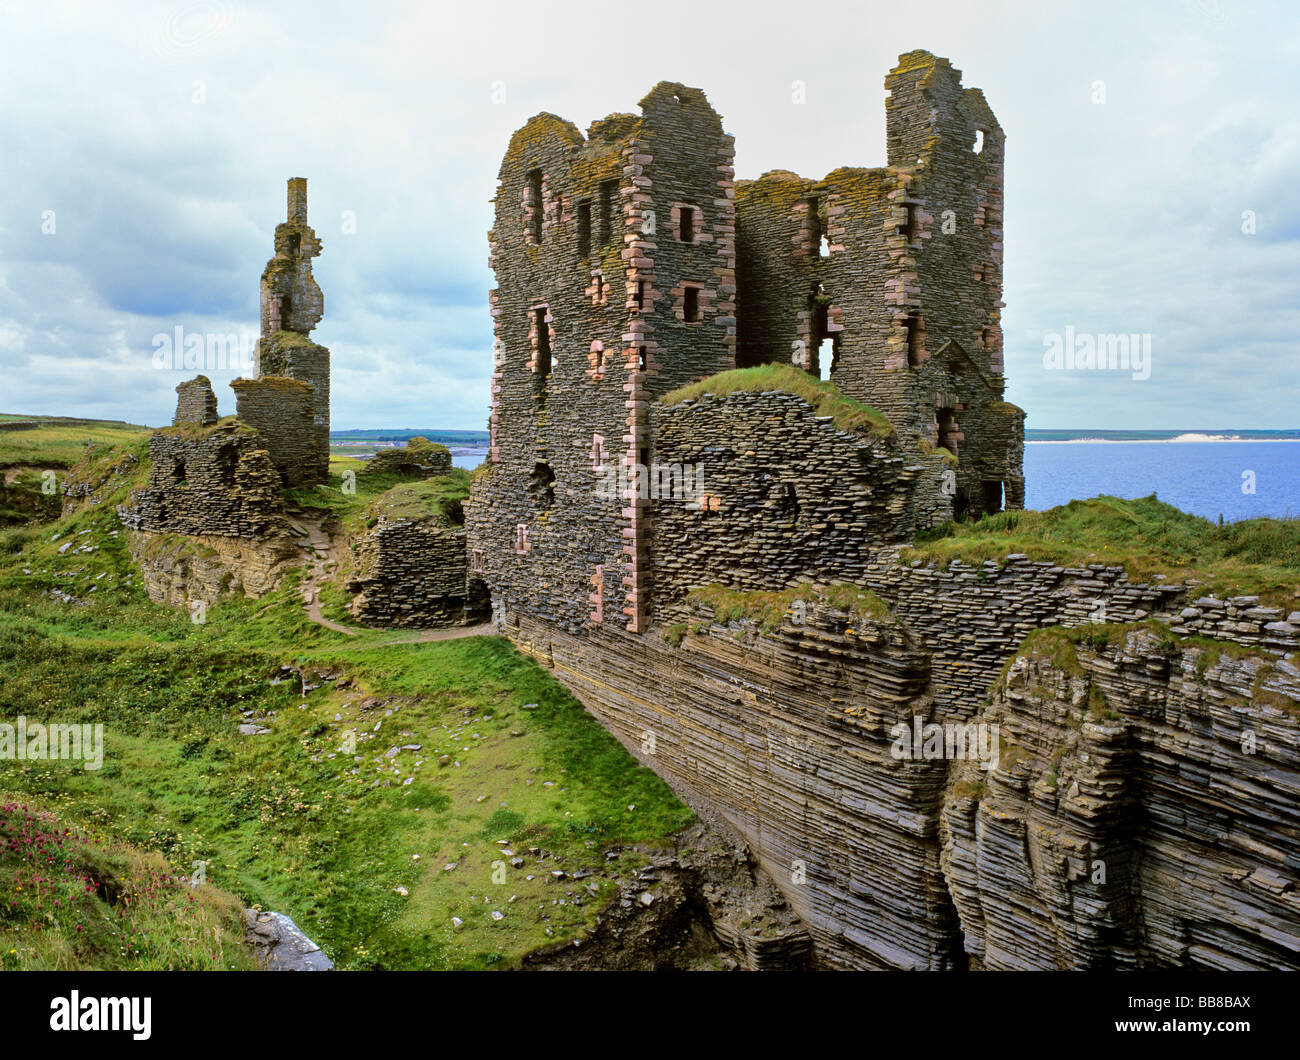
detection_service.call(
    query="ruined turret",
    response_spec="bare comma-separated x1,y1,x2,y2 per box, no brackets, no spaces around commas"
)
235,177,331,486
258,177,324,338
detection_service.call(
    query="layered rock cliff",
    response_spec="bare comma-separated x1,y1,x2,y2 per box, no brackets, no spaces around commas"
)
943,625,1300,969
504,584,1300,970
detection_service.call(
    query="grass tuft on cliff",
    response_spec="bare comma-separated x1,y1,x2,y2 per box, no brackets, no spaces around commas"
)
367,471,472,527
905,494,1300,610
685,581,891,634
0,799,258,970
659,364,894,437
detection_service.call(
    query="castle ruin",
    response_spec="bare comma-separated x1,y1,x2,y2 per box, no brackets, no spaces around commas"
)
467,50,1024,640
127,179,331,542
237,176,332,487
456,53,1300,972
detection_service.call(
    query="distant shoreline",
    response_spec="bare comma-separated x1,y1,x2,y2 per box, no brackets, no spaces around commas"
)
1028,436,1300,444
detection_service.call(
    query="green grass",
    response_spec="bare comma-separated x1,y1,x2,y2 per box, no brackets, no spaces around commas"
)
0,799,258,970
365,471,472,527
0,419,152,470
0,468,62,525
284,457,471,535
685,581,891,634
0,436,695,970
660,364,894,437
905,495,1300,610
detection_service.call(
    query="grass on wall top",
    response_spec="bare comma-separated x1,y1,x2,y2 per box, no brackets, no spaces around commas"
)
904,494,1300,610
659,364,894,438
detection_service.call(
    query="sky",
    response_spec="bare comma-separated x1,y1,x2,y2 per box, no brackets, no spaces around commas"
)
0,0,1296,431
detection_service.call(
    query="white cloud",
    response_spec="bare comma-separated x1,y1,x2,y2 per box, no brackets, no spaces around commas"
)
0,0,1295,430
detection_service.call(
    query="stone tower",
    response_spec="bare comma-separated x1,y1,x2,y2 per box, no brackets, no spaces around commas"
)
471,83,736,635
734,51,1024,519
237,177,331,486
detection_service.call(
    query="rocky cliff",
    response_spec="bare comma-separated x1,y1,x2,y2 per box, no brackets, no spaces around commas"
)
943,625,1300,969
502,580,1300,970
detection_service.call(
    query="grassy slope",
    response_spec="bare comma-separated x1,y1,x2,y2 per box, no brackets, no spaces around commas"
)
0,799,258,970
904,494,1300,610
0,418,152,470
0,417,152,527
0,444,693,970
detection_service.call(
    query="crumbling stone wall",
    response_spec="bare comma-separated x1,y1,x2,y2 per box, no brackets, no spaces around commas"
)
734,51,1021,519
173,375,218,426
259,177,324,336
471,81,738,635
119,422,288,538
360,437,452,477
649,390,925,609
250,177,330,486
231,376,318,488
349,521,470,628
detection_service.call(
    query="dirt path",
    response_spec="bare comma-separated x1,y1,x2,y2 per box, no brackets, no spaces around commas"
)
289,507,495,649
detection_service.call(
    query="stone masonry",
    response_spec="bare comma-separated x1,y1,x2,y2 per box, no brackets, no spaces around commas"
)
172,375,218,426
119,421,288,539
734,51,1022,518
244,177,331,485
231,375,317,489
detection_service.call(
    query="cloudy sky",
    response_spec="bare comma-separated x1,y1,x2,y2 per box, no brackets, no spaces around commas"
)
0,0,1296,430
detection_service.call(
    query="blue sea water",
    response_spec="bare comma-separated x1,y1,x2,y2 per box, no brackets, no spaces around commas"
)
451,449,488,470
1024,442,1300,522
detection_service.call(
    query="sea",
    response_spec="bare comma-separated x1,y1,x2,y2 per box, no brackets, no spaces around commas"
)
1025,440,1299,522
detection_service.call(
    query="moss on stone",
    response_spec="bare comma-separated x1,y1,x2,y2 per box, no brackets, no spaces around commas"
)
685,580,892,632
660,364,894,438
367,471,472,527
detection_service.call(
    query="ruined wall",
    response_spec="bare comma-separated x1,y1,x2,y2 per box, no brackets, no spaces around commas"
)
732,51,1020,519
252,177,330,486
943,628,1300,969
258,177,324,337
360,437,452,478
471,82,737,636
119,422,288,539
253,335,330,485
172,375,218,426
649,390,928,610
349,521,471,628
231,376,318,488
